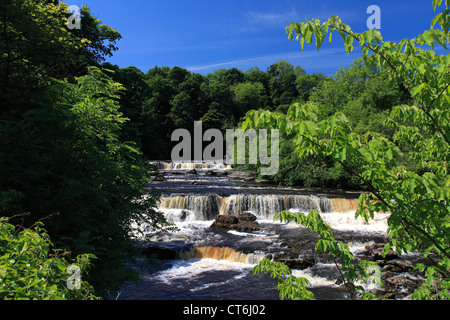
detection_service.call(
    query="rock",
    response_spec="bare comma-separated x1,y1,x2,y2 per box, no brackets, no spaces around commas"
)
380,259,413,273
238,212,257,222
234,220,260,232
142,245,179,260
188,168,197,174
180,210,190,221
272,252,285,260
216,215,239,225
363,243,398,261
227,170,257,182
171,171,186,175
277,257,316,270
381,273,424,299
152,174,165,181
210,214,261,232
141,241,193,260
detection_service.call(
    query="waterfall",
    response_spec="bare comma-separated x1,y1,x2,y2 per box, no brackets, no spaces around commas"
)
157,194,363,222
218,194,323,219
179,246,265,265
151,161,232,170
329,198,359,213
158,195,220,222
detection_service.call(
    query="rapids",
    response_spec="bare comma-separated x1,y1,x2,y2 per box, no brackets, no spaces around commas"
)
118,161,391,300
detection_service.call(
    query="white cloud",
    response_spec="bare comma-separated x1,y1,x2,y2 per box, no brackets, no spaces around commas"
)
186,47,348,73
246,7,299,25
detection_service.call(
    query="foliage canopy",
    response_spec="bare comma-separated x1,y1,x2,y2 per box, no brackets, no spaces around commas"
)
250,0,450,299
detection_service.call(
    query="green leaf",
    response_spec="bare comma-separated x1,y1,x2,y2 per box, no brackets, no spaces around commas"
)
345,35,354,52
411,83,426,96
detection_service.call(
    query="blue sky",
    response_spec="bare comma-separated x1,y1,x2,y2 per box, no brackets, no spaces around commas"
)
78,0,445,76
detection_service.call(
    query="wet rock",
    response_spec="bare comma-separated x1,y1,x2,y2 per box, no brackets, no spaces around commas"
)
235,220,261,232
216,215,239,225
362,243,398,261
152,174,165,181
210,214,261,232
227,170,257,182
380,259,414,273
277,257,316,270
170,171,186,175
378,272,425,299
238,212,257,221
142,242,192,260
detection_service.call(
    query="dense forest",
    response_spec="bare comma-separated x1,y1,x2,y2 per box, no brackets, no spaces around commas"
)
1,0,448,301
0,1,172,298
105,57,411,189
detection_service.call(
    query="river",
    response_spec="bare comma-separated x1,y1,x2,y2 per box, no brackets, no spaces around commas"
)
117,161,393,300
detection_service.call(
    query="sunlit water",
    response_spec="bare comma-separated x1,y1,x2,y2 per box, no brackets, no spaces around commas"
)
117,162,389,300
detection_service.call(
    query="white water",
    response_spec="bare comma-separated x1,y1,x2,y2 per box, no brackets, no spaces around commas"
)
123,162,391,300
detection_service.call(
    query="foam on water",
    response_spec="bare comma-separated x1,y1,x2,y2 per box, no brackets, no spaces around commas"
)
151,258,254,285
291,263,338,287
124,162,394,300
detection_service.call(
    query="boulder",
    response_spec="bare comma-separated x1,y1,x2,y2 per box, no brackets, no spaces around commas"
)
210,214,260,232
238,212,257,221
234,220,260,232
216,214,239,225
362,243,398,261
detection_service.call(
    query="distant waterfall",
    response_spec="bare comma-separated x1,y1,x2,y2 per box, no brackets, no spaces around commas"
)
151,161,232,170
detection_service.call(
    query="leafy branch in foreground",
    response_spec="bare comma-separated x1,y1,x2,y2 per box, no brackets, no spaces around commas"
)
253,258,315,300
248,0,449,299
271,210,381,300
0,216,99,300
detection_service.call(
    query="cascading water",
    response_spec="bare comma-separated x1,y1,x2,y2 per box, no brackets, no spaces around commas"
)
120,161,392,300
156,193,387,231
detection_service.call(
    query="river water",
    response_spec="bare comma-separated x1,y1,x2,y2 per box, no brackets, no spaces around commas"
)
117,161,390,300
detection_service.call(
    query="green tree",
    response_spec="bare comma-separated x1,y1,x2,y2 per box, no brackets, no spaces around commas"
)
168,91,196,128
296,72,327,103
245,0,450,299
108,65,150,147
0,216,99,300
200,102,227,130
0,1,122,114
207,67,245,86
232,82,265,114
1,67,173,296
0,1,170,297
267,61,298,108
142,66,175,159
244,67,271,109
